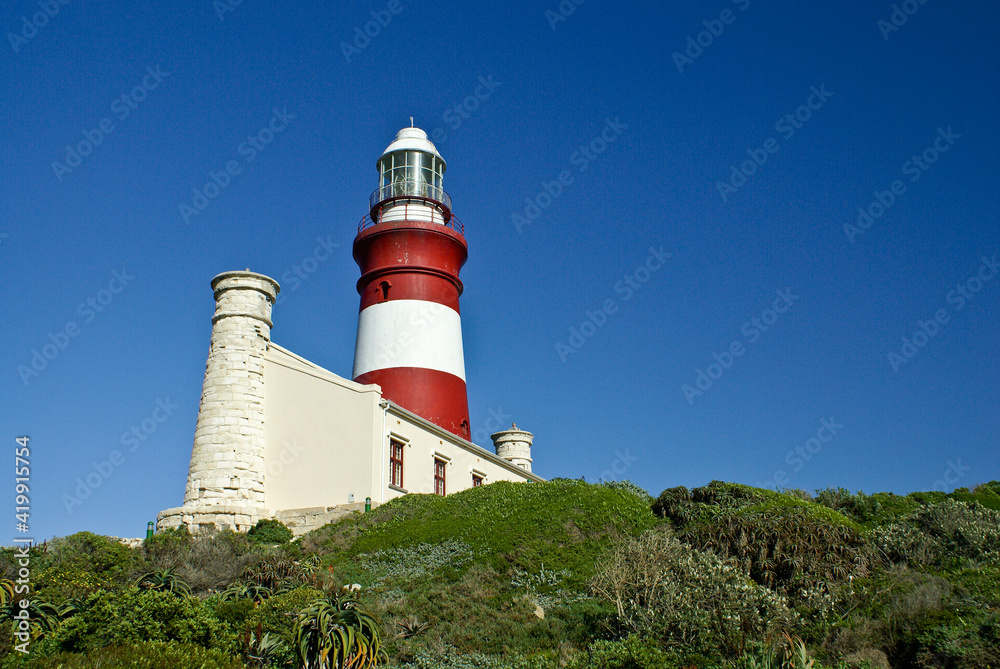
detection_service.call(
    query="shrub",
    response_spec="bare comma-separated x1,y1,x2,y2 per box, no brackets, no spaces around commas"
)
565,635,674,669
23,533,137,600
814,488,884,525
245,586,321,645
680,505,878,598
0,640,243,669
869,498,1000,567
143,526,192,562
45,533,137,579
211,597,256,628
152,529,258,592
243,553,306,591
599,480,652,503
589,528,799,661
248,519,294,545
45,586,229,654
651,486,689,522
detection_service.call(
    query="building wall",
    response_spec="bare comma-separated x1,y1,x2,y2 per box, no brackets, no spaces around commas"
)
261,343,542,519
262,344,382,512
381,405,542,504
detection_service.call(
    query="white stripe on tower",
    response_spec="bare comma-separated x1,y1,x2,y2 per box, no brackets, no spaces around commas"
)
352,299,466,381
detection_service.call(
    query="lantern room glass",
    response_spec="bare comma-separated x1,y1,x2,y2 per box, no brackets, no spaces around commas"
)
378,150,444,200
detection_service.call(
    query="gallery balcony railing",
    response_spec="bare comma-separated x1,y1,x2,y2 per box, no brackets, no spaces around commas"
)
358,203,464,235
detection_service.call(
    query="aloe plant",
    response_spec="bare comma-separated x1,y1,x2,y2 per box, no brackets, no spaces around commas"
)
135,568,192,596
294,592,384,669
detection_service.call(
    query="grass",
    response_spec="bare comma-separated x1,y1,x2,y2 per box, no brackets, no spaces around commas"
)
307,480,659,587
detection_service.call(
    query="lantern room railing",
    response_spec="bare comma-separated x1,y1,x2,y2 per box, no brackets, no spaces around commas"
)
370,181,452,214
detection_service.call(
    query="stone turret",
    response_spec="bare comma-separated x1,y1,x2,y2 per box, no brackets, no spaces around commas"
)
491,423,533,473
157,270,279,533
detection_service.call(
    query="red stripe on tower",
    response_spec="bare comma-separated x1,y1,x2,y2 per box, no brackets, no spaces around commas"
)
352,126,471,440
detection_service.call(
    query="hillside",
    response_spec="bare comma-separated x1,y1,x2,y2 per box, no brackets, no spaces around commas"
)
1,479,998,668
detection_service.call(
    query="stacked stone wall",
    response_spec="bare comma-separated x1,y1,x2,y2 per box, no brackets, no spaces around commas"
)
159,271,279,533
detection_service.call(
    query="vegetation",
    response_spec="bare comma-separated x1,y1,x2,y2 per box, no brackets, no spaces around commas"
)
0,478,997,668
248,520,294,546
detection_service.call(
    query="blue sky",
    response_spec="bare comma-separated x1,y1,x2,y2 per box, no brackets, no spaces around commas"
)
2,0,997,541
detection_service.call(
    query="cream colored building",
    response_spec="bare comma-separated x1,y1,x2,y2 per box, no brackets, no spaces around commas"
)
157,270,541,536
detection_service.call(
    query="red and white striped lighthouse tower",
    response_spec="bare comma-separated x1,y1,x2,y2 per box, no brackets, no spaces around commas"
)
352,126,471,440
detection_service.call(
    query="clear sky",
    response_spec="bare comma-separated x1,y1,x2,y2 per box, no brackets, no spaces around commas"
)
2,0,997,541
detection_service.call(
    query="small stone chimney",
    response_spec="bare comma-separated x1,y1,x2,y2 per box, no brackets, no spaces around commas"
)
491,423,533,473
158,270,279,533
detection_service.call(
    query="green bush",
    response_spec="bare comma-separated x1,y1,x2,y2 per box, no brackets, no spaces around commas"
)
149,529,258,593
44,586,230,654
142,526,192,563
399,645,557,668
247,519,294,545
590,528,799,661
565,635,675,669
869,498,1000,567
245,586,320,653
679,504,876,600
17,533,138,601
599,480,652,503
814,488,886,525
0,640,243,669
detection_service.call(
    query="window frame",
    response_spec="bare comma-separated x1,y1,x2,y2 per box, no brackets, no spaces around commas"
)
434,458,446,496
389,439,404,489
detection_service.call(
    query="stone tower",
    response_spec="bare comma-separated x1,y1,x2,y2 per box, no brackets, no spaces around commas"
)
491,424,533,472
158,270,279,532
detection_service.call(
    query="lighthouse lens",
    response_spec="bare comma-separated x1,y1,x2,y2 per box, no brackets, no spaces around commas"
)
373,150,449,213
379,151,441,199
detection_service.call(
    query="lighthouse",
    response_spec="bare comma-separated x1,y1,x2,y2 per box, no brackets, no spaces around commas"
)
351,126,472,440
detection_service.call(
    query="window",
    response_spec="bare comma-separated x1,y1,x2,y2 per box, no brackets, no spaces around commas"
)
389,440,404,488
434,459,446,496
472,474,483,487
